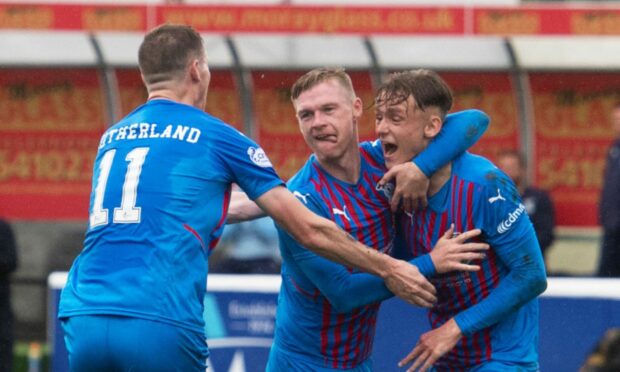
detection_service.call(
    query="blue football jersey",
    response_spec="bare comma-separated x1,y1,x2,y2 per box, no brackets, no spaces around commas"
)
59,99,284,334
272,141,395,370
400,152,545,370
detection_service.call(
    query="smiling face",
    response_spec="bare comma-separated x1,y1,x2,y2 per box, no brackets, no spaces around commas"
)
293,78,362,163
373,69,453,170
375,94,443,170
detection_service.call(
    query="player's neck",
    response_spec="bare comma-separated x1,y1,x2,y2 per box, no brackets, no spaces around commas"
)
316,149,361,184
429,163,452,196
147,81,203,109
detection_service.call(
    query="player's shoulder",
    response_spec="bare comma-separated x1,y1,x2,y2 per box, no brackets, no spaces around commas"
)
454,152,515,191
287,157,317,191
286,157,323,202
359,140,385,165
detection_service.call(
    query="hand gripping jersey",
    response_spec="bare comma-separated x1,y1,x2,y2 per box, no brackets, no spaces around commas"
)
400,152,547,370
59,99,284,337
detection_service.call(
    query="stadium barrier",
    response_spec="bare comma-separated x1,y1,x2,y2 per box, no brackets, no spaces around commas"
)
48,272,620,372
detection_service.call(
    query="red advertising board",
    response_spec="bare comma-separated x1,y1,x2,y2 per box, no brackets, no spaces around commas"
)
0,69,106,220
3,3,620,35
530,73,620,226
115,69,242,131
440,72,520,163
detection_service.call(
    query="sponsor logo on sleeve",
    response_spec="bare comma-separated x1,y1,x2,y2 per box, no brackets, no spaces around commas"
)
247,147,273,168
497,203,526,234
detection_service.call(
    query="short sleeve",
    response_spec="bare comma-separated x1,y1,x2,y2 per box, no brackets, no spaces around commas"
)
212,126,284,201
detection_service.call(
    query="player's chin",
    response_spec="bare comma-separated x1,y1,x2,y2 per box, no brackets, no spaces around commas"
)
383,153,404,170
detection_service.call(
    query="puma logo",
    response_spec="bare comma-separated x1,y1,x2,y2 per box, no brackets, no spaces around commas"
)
488,188,506,204
293,191,310,204
332,206,351,222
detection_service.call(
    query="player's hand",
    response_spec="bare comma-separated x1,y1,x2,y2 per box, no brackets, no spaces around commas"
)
384,259,436,308
378,162,429,213
430,224,489,274
398,318,462,372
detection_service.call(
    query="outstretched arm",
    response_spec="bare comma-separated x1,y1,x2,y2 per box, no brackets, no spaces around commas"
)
256,185,437,308
227,190,266,224
379,109,490,212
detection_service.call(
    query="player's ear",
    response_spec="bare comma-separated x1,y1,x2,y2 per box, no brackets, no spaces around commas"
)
425,114,443,139
352,96,363,124
189,59,201,82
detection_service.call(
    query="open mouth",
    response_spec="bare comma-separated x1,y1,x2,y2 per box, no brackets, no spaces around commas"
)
383,142,398,156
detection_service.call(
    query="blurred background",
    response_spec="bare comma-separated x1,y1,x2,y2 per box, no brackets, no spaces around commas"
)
1,0,620,370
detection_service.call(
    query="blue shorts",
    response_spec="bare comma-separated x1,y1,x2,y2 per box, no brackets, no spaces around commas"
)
266,344,373,372
61,315,207,372
430,360,539,372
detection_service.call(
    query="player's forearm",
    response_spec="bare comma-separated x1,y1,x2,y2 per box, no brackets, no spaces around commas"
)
308,263,394,313
454,235,547,335
301,217,395,279
256,186,395,278
227,191,266,224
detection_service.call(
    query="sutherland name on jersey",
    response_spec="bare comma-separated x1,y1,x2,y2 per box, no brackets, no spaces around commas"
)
99,123,201,148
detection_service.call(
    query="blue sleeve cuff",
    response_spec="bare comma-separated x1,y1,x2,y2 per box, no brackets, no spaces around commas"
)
412,158,432,178
409,254,436,277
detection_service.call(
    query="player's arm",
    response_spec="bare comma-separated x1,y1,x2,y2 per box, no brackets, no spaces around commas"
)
293,232,487,313
451,179,548,336
227,190,265,224
393,218,489,275
280,226,394,313
255,185,437,308
380,109,490,212
400,231,547,371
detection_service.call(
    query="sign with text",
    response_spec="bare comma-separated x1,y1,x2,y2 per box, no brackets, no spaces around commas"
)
0,69,105,220
4,3,620,35
442,72,520,163
530,72,620,226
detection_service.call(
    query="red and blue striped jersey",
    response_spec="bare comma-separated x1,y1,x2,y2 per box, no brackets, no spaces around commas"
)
272,141,396,370
400,152,546,370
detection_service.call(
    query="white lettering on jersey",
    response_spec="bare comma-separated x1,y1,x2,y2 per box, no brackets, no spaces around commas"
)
247,147,273,168
293,191,310,204
332,206,351,222
98,123,201,148
497,203,526,234
488,188,506,204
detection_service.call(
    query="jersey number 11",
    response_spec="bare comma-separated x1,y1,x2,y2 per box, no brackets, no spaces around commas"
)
89,147,149,228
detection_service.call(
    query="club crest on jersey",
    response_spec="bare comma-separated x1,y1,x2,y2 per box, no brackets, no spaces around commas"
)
376,182,394,200
247,147,273,168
